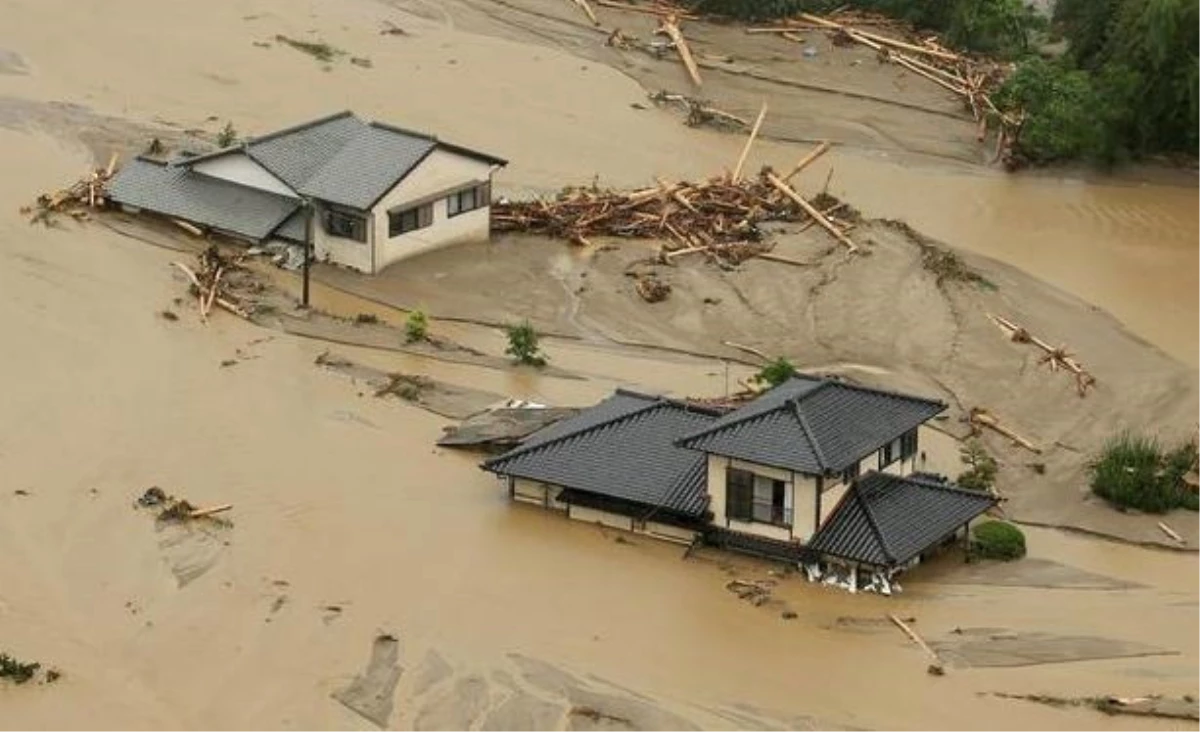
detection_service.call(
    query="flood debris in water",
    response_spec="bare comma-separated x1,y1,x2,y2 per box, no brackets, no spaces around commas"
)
135,486,232,524
933,628,1177,668
22,153,118,226
988,313,1097,397
314,350,503,419
990,692,1199,721
438,404,580,450
332,633,403,728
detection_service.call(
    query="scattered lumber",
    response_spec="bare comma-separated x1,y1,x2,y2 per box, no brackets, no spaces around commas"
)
170,245,255,322
189,504,234,520
765,171,857,251
988,314,1096,397
172,218,204,237
732,101,768,181
136,487,231,523
969,407,1041,454
568,0,599,25
782,141,831,183
888,614,945,675
1157,521,1184,544
24,155,120,226
648,90,748,129
722,340,769,361
655,14,702,87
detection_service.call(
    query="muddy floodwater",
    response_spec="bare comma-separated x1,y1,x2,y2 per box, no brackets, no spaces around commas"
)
0,0,1197,729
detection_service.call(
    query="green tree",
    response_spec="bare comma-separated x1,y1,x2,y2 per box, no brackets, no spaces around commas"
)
404,309,429,343
957,439,998,494
217,121,238,148
505,321,547,367
756,357,797,388
994,58,1103,163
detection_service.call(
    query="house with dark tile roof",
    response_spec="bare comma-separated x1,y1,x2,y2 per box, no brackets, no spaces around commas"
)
482,376,997,581
109,111,506,274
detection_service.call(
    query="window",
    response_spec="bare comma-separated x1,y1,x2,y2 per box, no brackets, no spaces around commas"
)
388,203,433,237
900,428,919,460
446,182,490,218
840,461,861,485
879,440,896,469
726,467,791,527
324,208,367,242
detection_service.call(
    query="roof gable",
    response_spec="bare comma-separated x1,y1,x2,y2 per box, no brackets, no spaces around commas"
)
808,472,997,567
482,392,720,516
678,376,946,474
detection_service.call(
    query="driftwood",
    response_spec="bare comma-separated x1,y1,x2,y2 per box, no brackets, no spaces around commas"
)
655,14,702,87
1157,522,1184,544
889,614,945,674
989,314,1096,396
568,0,599,24
24,155,120,225
969,407,1041,454
782,141,831,183
732,102,768,181
171,246,254,322
765,171,857,251
648,91,749,129
189,504,234,519
722,340,769,361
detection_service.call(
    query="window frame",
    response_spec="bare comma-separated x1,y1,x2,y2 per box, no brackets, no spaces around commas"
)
388,202,433,238
726,467,792,528
840,460,861,486
446,182,491,218
323,207,368,243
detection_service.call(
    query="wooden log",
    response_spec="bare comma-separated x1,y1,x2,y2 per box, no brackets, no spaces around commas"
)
889,614,940,660
656,15,702,87
1157,521,1184,544
732,101,768,181
890,54,969,95
765,171,857,252
722,340,769,361
782,141,831,183
105,152,119,178
664,245,707,260
172,218,204,237
969,408,1041,454
189,504,233,519
756,251,816,267
798,13,960,61
570,0,599,25
595,0,696,19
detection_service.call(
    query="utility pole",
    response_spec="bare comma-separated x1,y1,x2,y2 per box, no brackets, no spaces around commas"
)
301,198,313,308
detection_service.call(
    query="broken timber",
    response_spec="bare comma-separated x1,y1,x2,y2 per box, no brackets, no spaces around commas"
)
568,0,599,25
655,14,702,87
765,171,858,252
969,407,1041,454
888,614,945,675
988,314,1096,396
732,102,768,181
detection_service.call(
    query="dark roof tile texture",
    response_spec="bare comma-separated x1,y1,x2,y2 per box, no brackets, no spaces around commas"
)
482,392,718,516
808,471,996,567
679,376,945,474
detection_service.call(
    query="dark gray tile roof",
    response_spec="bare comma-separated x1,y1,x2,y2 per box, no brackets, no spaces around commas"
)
678,376,946,474
109,158,300,240
182,112,504,211
808,471,996,568
273,209,308,241
482,391,720,517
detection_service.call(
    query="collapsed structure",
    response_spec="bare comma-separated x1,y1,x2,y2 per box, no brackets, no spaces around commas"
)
108,111,507,274
482,376,996,591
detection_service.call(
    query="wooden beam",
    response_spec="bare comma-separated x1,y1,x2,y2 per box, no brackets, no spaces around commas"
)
569,0,599,25
782,141,831,183
732,102,768,181
765,171,857,252
798,13,960,61
656,14,702,87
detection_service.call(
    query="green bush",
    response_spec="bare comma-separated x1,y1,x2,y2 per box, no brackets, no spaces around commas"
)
217,122,238,148
686,0,804,20
994,58,1105,163
405,309,429,343
756,357,797,388
971,520,1026,560
505,321,547,367
1090,433,1198,513
0,653,40,684
957,439,998,494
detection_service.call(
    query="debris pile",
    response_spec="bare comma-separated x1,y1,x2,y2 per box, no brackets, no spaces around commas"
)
634,272,671,302
988,314,1096,397
170,245,256,322
647,90,748,130
725,578,775,606
22,153,119,226
136,486,232,523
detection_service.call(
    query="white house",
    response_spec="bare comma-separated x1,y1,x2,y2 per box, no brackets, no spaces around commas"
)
109,111,507,274
482,376,997,585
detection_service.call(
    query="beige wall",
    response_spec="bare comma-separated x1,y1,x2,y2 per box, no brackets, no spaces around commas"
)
192,153,295,197
313,204,374,274
706,455,821,543
512,478,567,511
820,481,851,526
371,149,498,273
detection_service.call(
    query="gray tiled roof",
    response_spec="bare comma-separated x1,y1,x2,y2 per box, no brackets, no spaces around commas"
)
183,111,503,211
482,392,720,517
808,471,996,567
109,158,300,240
678,376,946,474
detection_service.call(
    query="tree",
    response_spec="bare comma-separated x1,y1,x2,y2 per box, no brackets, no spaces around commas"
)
994,58,1103,163
505,321,547,367
404,309,429,343
756,357,797,388
957,439,998,494
217,121,239,148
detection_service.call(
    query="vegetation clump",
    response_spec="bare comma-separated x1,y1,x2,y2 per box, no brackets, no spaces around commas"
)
957,439,998,494
216,121,238,148
971,520,1026,560
0,653,40,684
505,321,547,367
404,310,429,343
1089,433,1198,513
274,34,343,63
756,357,798,388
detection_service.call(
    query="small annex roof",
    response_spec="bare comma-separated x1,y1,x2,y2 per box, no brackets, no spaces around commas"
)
179,111,507,210
482,390,721,517
807,471,997,568
678,376,946,475
108,157,300,241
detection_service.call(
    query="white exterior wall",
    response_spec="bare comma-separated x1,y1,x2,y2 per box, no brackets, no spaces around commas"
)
370,149,497,273
706,455,821,543
192,153,295,197
313,204,374,273
512,478,567,511
568,505,634,531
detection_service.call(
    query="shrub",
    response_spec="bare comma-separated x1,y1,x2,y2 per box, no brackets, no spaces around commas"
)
0,653,40,684
957,439,998,494
505,321,547,367
971,520,1026,560
686,0,804,20
1091,433,1198,513
405,309,429,343
756,357,797,388
217,122,238,148
994,58,1104,164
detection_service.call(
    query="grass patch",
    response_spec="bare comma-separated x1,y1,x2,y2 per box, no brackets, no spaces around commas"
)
1090,433,1198,513
971,520,1026,560
274,34,343,63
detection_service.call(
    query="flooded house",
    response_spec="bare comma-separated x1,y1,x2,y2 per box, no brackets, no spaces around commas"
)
109,111,507,273
482,376,996,588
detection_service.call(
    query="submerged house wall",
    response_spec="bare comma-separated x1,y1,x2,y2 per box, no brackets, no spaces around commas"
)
705,455,821,543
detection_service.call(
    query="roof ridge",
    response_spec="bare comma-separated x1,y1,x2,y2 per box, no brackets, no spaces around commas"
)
368,120,437,141
903,473,997,502
789,399,829,471
824,378,947,410
483,398,667,467
676,379,823,445
244,110,358,147
852,480,896,563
